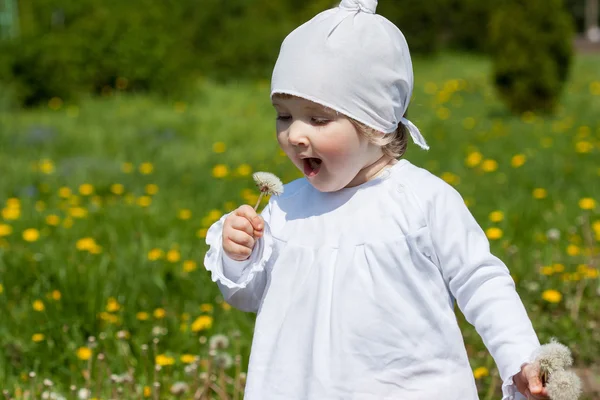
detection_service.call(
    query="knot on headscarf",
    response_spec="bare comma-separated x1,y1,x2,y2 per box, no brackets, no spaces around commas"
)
339,0,378,14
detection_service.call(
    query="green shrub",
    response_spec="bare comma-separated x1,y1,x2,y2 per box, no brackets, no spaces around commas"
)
489,0,574,114
446,0,492,52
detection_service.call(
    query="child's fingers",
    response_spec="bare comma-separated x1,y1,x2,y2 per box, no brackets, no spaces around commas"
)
226,229,256,250
230,216,254,236
235,205,264,232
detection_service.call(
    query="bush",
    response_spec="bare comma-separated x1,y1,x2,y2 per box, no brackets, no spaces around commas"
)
489,0,574,114
446,0,493,52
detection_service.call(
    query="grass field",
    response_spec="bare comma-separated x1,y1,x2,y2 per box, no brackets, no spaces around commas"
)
0,52,599,398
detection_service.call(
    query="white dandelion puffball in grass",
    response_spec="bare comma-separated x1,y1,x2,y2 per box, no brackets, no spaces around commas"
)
253,172,284,196
546,370,582,400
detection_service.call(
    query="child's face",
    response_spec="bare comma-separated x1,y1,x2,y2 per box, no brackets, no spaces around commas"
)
273,96,385,192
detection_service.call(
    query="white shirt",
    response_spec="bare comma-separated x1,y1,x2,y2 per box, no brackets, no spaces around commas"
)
204,159,539,400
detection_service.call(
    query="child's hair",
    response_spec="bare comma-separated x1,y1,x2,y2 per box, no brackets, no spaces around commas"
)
349,119,408,159
273,93,409,159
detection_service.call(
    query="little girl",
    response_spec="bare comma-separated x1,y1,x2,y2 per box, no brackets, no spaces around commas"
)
204,1,549,399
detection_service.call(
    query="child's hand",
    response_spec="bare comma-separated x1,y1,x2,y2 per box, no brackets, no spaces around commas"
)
222,205,265,261
514,363,550,399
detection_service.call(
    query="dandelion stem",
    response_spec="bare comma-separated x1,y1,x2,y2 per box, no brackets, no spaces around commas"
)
253,192,264,211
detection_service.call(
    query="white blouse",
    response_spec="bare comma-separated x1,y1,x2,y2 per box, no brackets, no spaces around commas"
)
204,159,539,400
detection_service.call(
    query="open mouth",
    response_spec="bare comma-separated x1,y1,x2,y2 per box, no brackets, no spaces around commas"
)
303,157,322,177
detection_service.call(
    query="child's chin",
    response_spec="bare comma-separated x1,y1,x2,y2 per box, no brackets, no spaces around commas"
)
307,178,343,193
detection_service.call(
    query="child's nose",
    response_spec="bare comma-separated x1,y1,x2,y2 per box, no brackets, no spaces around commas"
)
287,121,309,147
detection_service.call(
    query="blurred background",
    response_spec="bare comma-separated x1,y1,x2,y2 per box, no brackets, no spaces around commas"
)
0,0,599,398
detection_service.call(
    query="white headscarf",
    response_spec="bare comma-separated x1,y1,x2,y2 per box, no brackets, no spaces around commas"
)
270,0,429,150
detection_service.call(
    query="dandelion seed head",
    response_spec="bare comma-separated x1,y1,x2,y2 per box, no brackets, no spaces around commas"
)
43,378,53,387
213,352,233,369
169,382,189,396
77,388,90,400
209,334,230,350
252,172,284,196
546,370,582,400
534,339,573,375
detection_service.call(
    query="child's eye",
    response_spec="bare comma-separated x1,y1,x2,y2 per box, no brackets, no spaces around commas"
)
311,117,330,125
276,115,291,122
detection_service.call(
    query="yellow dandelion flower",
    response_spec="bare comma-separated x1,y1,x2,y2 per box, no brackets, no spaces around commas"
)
212,142,226,153
38,159,55,174
489,211,504,222
76,237,97,251
197,228,208,239
148,248,163,261
222,302,232,311
139,162,154,175
436,107,450,120
586,268,599,279
62,217,74,229
485,227,503,240
136,311,149,321
553,264,565,273
22,228,40,242
69,207,88,218
178,209,192,220
33,300,45,312
154,308,166,319
2,207,20,220
58,187,72,199
578,198,596,210
98,311,120,324
540,266,554,276
575,141,593,153
567,244,580,256
541,289,562,303
510,154,526,168
121,162,133,173
137,196,152,207
200,304,214,313
481,159,498,172
236,164,253,177
166,249,181,263
45,215,60,226
183,260,197,272
76,346,92,361
32,333,45,342
0,283,3,294
110,184,125,195
212,164,229,178
473,367,489,380
0,224,12,237
155,354,175,366
145,184,159,195
51,290,61,301
79,184,94,196
180,354,196,364
6,198,19,208
464,151,482,168
441,172,460,186
143,386,152,398
532,188,547,199
191,315,213,332
593,220,600,232
106,297,120,312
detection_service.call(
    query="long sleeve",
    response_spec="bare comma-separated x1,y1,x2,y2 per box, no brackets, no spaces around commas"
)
203,201,274,312
426,183,539,400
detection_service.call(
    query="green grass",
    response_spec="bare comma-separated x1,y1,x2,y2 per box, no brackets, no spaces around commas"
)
0,52,599,398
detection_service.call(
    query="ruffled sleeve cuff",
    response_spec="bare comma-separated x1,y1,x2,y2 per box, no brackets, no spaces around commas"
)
501,359,536,400
204,213,273,289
